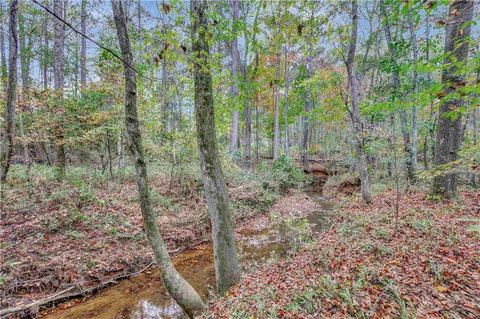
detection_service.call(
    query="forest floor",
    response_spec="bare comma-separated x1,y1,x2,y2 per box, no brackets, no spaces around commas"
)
0,164,319,315
202,187,480,319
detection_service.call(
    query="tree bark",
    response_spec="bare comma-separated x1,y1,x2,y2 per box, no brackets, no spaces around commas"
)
0,0,18,183
111,1,204,317
229,0,240,156
80,0,87,90
19,10,31,169
53,0,66,179
432,0,474,198
42,1,48,90
191,0,240,295
409,18,418,172
0,2,7,90
283,45,289,157
243,93,251,169
346,0,372,204
273,52,281,160
302,52,312,171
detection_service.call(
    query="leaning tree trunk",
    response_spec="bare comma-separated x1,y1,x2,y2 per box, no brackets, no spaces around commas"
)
0,0,18,183
346,0,372,204
191,0,240,295
53,0,66,179
111,1,204,317
432,0,474,198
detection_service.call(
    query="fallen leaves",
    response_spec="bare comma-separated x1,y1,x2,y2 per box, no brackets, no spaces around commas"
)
202,189,480,319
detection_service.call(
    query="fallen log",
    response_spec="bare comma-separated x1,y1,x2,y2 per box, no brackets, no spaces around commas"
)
0,262,154,318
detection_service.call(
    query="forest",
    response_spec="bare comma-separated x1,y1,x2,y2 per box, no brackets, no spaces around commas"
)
0,0,479,318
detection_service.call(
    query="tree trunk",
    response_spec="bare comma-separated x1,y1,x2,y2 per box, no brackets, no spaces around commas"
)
381,0,415,186
159,3,169,138
191,0,240,295
0,1,7,90
117,130,125,170
229,0,240,156
255,99,259,162
283,45,289,157
80,0,86,90
244,97,251,169
409,18,418,172
472,107,477,187
19,10,30,169
42,1,48,90
273,52,281,160
432,0,474,198
346,0,372,204
53,0,66,179
302,52,312,171
0,0,18,182
111,1,204,317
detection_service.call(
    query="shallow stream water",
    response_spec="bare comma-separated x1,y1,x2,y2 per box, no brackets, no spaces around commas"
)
41,192,334,319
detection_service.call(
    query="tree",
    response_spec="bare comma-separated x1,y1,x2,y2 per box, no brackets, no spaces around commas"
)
273,51,281,160
80,0,86,90
229,0,240,157
0,2,7,90
0,0,19,182
380,0,416,186
110,1,204,317
432,0,474,198
345,0,372,204
53,0,66,178
191,0,240,294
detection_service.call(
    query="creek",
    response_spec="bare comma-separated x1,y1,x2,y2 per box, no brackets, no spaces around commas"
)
41,191,334,319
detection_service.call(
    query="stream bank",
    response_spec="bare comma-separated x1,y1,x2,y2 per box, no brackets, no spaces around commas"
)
38,191,335,319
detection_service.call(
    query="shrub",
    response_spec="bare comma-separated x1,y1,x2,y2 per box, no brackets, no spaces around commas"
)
259,156,305,193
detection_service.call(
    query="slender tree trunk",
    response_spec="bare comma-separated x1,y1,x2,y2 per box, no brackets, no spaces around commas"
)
409,19,418,172
302,52,312,171
0,0,18,182
159,3,169,138
283,45,289,157
191,0,240,295
53,0,66,179
471,66,479,186
432,0,474,198
0,2,7,91
111,1,204,317
42,2,48,90
229,0,240,156
244,97,251,169
472,107,477,186
117,130,125,169
80,0,86,90
255,100,259,162
381,0,415,186
273,52,281,160
19,11,30,169
346,0,372,204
